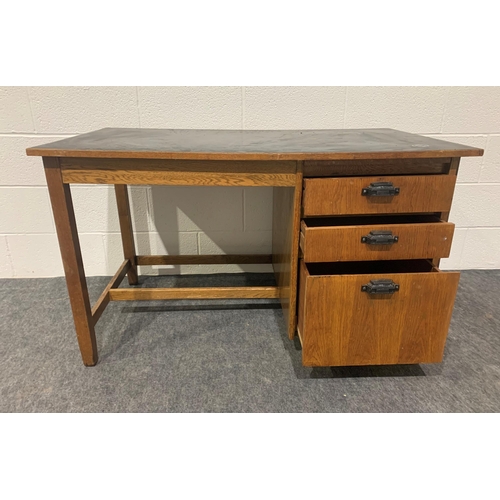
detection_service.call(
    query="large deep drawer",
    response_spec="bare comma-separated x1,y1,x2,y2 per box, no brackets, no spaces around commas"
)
297,260,460,367
300,215,455,262
302,175,457,216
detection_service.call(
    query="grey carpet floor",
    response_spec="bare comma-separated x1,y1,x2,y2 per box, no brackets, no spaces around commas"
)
0,270,499,412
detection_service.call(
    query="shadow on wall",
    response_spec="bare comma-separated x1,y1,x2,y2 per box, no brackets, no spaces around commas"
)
106,185,273,277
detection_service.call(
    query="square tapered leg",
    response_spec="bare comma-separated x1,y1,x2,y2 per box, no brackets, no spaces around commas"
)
114,184,138,285
44,158,98,366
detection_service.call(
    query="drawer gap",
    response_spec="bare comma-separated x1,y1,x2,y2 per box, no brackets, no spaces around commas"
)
306,259,435,276
303,214,443,227
303,158,452,178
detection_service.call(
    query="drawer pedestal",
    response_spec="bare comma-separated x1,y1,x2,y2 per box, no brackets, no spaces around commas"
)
297,164,464,367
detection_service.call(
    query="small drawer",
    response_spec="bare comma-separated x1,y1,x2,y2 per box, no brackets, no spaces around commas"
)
297,260,460,367
302,175,456,216
300,215,454,262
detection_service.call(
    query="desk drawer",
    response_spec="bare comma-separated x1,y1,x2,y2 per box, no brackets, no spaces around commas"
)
300,215,454,262
297,260,460,366
302,175,456,216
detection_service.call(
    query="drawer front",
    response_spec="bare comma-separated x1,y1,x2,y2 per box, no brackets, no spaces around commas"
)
300,220,455,262
298,260,460,367
302,175,456,216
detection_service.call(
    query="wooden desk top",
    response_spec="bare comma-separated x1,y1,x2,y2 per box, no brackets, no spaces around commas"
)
26,128,483,161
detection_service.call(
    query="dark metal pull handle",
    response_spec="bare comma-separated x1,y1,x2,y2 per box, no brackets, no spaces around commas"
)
361,279,400,294
361,230,399,245
361,181,400,197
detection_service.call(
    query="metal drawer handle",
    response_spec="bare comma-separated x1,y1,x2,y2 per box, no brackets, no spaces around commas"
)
361,230,399,245
361,279,400,294
361,181,400,197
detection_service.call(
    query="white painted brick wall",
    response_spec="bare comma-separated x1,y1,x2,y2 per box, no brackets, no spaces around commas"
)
1,86,499,278
28,87,140,133
345,87,448,133
138,87,242,129
244,87,346,129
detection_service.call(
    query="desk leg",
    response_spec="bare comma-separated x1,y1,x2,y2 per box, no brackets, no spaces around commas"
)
272,167,303,340
44,159,98,366
114,184,138,285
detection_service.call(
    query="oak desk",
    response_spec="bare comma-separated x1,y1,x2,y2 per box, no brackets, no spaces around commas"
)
27,128,483,367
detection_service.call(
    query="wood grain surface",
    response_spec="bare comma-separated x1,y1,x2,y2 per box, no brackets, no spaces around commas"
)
300,219,454,262
136,255,272,265
114,185,138,284
59,157,297,173
302,175,457,216
44,159,98,366
26,128,483,160
109,287,280,300
60,157,297,185
299,261,460,366
272,163,303,339
61,168,296,186
432,157,460,268
91,259,131,324
297,259,307,345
